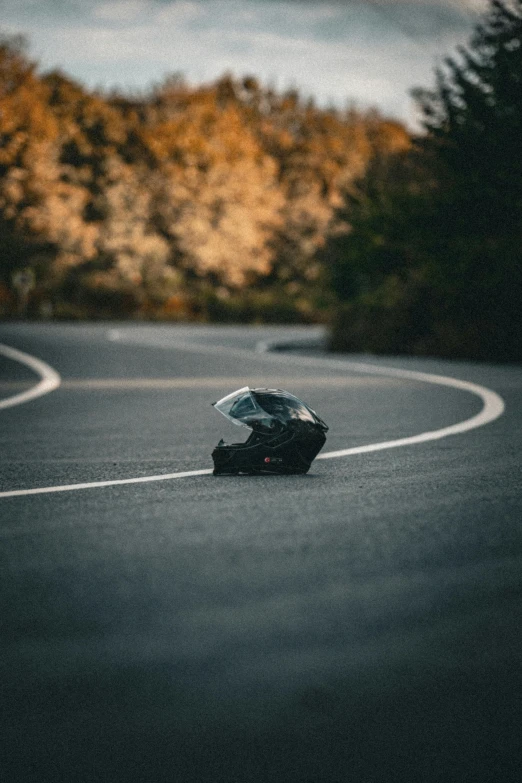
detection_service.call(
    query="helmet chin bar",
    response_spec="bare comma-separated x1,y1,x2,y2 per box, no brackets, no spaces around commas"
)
211,388,328,476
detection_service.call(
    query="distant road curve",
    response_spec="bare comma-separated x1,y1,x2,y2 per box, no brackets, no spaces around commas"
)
0,343,61,410
317,363,505,459
109,329,506,458
0,335,505,499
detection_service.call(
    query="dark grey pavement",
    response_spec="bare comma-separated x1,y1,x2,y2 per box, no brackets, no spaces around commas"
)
0,323,520,783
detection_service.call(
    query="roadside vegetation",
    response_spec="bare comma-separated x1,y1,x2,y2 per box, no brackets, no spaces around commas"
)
1,1,520,360
326,0,522,361
0,35,407,323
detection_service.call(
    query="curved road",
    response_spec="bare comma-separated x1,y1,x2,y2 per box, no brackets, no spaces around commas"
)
0,323,520,783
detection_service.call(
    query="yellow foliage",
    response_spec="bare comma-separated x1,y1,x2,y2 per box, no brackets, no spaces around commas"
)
0,38,411,315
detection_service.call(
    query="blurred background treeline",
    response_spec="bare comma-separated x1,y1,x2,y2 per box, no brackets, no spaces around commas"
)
1,0,521,361
0,31,409,324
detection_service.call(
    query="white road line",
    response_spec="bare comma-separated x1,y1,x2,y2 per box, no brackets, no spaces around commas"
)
59,376,404,390
0,470,213,498
0,334,505,498
110,330,506,447
318,373,505,459
0,343,61,410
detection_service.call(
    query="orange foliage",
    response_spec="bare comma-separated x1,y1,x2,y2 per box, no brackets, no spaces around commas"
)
0,38,411,317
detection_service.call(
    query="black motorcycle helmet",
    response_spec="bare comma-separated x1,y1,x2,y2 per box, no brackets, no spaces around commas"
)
211,387,328,475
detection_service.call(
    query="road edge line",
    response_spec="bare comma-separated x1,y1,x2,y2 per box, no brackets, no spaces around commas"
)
0,343,61,411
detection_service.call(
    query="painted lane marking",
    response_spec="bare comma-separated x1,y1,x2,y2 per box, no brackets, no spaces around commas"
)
318,373,504,459
27,375,406,391
109,330,506,443
0,470,213,498
0,334,505,498
0,343,61,410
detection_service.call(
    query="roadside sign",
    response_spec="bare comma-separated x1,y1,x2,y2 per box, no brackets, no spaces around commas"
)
12,268,35,317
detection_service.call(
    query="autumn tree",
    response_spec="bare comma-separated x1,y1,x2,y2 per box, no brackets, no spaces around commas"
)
143,88,284,289
0,35,59,301
1,34,411,322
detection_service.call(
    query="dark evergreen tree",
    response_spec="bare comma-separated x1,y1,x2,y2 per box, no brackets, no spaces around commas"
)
328,0,522,360
415,0,522,360
414,0,522,230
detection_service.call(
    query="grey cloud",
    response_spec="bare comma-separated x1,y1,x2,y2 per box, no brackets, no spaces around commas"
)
0,0,490,126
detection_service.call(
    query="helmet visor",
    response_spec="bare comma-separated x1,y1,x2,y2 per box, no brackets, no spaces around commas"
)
213,387,327,431
213,387,273,428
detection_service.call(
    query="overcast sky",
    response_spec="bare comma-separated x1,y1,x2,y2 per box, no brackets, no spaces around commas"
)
1,0,489,126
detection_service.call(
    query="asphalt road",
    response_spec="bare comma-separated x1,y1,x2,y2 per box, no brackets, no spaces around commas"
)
0,322,520,783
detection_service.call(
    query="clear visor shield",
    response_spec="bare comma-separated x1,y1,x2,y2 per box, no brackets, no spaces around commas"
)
212,387,273,428
213,387,326,430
